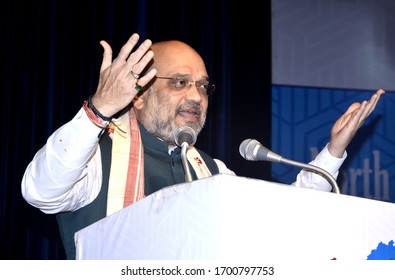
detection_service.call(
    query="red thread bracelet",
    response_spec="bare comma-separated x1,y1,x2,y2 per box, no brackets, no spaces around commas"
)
82,100,110,129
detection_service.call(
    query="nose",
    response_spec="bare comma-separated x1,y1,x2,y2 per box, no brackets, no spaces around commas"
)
184,82,204,100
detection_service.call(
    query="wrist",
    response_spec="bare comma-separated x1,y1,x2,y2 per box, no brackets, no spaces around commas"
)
87,95,113,122
327,142,345,158
82,99,110,129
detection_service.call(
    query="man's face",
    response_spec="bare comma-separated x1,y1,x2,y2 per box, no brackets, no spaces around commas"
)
136,73,209,145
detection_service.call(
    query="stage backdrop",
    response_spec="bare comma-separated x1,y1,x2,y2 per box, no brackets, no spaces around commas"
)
271,0,395,203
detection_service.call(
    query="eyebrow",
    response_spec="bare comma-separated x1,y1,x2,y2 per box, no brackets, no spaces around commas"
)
158,73,210,80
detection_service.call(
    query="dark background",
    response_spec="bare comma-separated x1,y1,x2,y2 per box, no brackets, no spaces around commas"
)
0,0,272,259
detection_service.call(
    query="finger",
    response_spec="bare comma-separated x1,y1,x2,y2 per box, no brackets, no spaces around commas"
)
129,49,154,75
133,68,157,91
125,39,153,72
352,89,384,123
364,95,379,117
99,40,113,72
116,33,140,64
354,98,378,128
353,100,371,125
365,89,384,115
343,102,361,116
377,88,385,95
359,93,381,120
124,50,155,85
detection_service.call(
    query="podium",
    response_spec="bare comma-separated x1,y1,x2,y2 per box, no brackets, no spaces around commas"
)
74,174,395,260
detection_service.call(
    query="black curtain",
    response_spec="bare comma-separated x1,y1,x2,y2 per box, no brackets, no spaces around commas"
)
1,0,272,259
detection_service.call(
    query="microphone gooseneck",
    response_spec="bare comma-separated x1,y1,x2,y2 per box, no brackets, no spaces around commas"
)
239,139,340,194
174,126,197,182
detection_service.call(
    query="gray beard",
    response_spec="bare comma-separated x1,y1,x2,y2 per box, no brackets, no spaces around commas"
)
148,120,205,146
141,100,206,145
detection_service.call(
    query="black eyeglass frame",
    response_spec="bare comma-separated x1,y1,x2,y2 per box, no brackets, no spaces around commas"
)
155,75,216,97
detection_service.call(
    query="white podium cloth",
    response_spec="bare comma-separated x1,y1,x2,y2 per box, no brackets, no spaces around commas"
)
75,174,395,260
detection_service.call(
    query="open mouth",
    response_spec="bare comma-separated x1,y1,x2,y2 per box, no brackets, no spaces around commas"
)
178,108,201,122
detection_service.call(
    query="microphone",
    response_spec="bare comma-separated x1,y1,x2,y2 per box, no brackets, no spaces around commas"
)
174,126,197,182
239,139,340,194
175,126,197,147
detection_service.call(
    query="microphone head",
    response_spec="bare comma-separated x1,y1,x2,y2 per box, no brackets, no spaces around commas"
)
174,126,197,147
239,139,261,161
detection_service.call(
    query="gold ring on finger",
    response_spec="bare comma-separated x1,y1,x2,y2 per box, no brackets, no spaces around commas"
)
131,71,140,79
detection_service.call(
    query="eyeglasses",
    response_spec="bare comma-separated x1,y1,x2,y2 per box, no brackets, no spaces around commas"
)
156,75,215,97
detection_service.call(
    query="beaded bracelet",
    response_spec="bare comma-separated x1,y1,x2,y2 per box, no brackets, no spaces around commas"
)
87,95,112,122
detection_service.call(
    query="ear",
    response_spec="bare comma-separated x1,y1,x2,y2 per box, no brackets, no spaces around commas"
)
133,95,145,109
133,85,153,109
